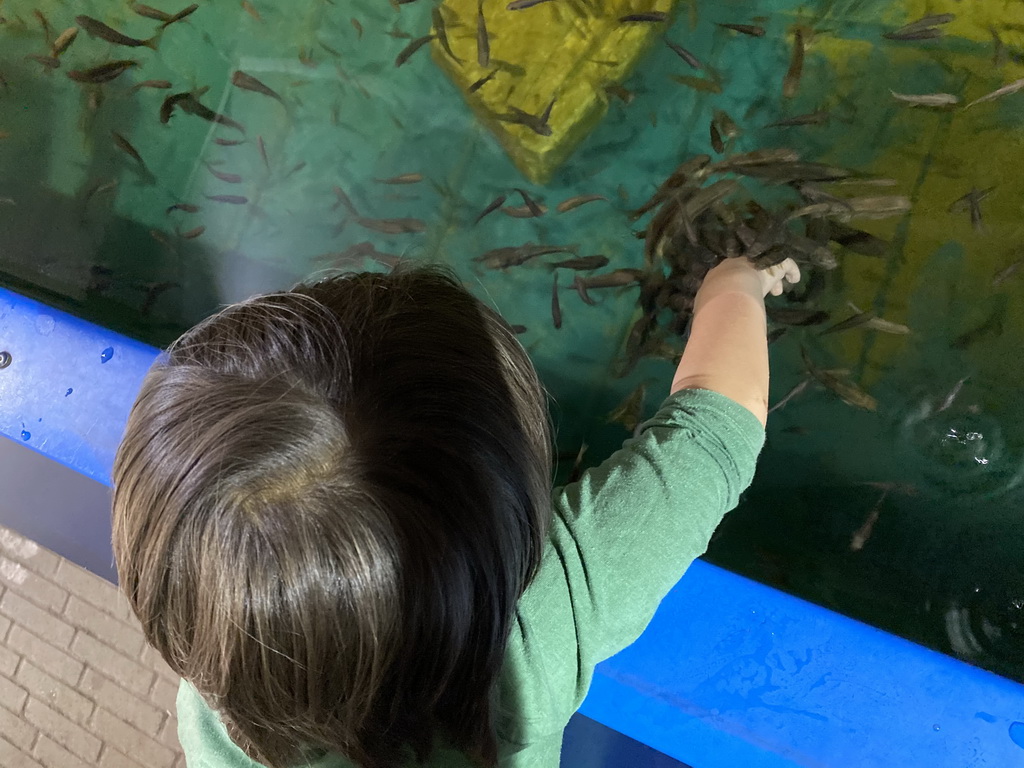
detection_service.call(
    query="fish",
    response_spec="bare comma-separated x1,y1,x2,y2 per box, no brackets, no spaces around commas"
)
331,186,359,216
515,188,545,217
783,27,803,98
231,70,284,104
883,13,954,41
469,71,497,93
992,258,1024,286
550,254,609,270
952,305,1005,349
159,91,191,122
849,506,881,552
166,203,199,213
75,15,158,49
801,347,877,411
717,23,765,36
665,38,702,69
767,307,830,325
131,4,174,21
242,1,263,22
551,272,562,329
608,384,646,432
474,243,577,270
179,94,247,133
713,110,739,139
604,84,634,104
432,7,461,62
669,74,722,93
375,173,423,185
890,90,958,107
828,222,889,256
205,163,243,183
51,27,79,57
508,0,555,8
181,225,205,239
213,137,245,146
565,442,588,484
477,2,490,67
131,79,173,90
502,202,549,218
257,136,270,169
619,13,668,23
34,9,52,43
351,18,363,38
68,60,139,84
556,194,608,213
710,120,724,153
139,281,180,316
496,104,554,135
510,324,528,334
205,194,248,204
936,376,969,413
112,131,147,169
572,269,644,303
474,194,507,225
768,378,810,413
159,3,199,28
842,195,912,220
26,55,60,69
766,110,829,127
395,34,435,67
964,77,1024,109
355,216,427,234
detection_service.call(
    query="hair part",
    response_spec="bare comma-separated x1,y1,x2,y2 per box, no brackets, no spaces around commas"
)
112,265,552,768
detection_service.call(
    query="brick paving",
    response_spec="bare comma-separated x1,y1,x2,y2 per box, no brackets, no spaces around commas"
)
0,524,185,768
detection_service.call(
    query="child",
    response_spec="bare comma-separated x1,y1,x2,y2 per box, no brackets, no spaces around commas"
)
112,255,799,768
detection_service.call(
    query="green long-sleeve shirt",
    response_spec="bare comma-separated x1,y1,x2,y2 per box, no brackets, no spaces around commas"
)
176,388,766,767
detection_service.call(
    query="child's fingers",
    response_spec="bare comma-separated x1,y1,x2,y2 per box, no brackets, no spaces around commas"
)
784,259,802,285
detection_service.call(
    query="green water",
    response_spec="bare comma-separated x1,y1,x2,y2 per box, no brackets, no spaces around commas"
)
2,0,1022,681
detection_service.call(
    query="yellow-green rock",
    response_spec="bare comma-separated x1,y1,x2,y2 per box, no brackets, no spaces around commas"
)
432,0,677,184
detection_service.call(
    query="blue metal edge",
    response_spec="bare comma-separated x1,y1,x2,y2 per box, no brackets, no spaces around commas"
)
3,285,1024,767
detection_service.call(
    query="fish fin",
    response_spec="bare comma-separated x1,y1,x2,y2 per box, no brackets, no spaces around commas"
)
144,31,163,50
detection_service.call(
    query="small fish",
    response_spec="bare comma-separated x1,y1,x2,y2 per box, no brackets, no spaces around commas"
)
166,203,199,213
849,505,881,552
51,27,79,57
160,4,199,28
883,13,954,41
952,305,1005,349
992,258,1024,286
964,77,1024,109
783,27,803,98
469,70,497,93
75,15,158,49
181,225,205,239
159,91,191,122
213,137,245,146
241,1,263,22
395,34,435,67
550,254,609,270
665,38,702,69
604,84,634,104
948,187,993,232
556,194,608,213
828,223,888,256
768,378,810,413
179,94,247,133
515,188,545,217
890,90,958,107
551,272,562,329
502,203,549,218
508,0,555,9
351,18,363,38
608,384,647,433
205,163,242,183
112,131,147,169
669,74,722,93
619,12,668,23
231,70,284,104
131,79,173,90
205,194,248,204
819,309,874,335
257,136,270,169
356,216,426,234
717,22,765,36
68,60,139,84
709,120,724,153
432,7,461,62
474,243,577,270
566,442,588,484
331,186,359,216
766,110,830,127
936,376,969,413
131,4,174,21
375,173,423,185
477,2,490,67
801,347,877,411
26,55,60,70
474,194,506,225
34,9,52,43
572,269,643,303
496,104,554,135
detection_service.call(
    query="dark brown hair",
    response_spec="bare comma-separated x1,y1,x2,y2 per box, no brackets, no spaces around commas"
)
112,264,553,768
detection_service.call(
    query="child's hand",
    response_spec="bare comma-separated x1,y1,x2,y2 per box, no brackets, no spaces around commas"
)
703,257,802,299
757,258,801,297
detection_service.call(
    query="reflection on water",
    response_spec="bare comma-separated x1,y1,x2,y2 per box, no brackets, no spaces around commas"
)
2,0,1023,680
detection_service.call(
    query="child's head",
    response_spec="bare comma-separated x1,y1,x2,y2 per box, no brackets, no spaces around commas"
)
112,265,552,768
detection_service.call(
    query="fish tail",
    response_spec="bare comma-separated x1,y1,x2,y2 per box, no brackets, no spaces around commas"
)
144,33,161,50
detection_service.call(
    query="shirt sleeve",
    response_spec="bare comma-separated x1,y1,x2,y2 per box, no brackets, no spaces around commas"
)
506,388,765,731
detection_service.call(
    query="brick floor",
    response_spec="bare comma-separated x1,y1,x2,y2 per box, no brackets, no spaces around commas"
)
0,524,185,768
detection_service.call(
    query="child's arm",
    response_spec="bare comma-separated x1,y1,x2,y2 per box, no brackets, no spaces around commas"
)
671,257,801,426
